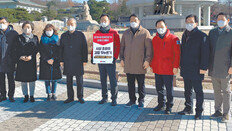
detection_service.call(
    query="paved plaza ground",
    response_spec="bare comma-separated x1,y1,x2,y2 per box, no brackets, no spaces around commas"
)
0,81,231,131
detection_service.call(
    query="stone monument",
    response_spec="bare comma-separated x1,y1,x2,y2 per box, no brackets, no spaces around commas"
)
154,0,178,15
127,0,217,31
76,1,99,31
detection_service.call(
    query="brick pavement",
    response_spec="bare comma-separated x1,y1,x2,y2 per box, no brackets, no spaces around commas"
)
0,81,230,131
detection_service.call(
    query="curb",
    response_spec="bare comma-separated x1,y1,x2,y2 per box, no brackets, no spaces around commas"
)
57,76,216,100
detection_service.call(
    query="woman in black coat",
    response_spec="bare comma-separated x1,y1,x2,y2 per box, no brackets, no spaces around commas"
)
39,24,62,101
15,21,39,103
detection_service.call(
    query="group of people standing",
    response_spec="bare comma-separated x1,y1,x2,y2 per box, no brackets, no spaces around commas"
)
0,11,231,123
0,17,88,104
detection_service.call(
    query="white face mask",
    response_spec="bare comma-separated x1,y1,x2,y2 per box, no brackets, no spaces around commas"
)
157,28,167,35
68,26,76,31
217,20,227,28
100,22,109,28
186,23,195,31
0,24,8,30
130,22,139,28
46,30,53,37
23,28,32,34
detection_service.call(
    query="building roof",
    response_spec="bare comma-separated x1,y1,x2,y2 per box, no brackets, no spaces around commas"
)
0,0,47,8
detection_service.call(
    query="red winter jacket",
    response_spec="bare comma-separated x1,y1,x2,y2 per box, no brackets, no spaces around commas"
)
91,28,120,59
150,29,180,75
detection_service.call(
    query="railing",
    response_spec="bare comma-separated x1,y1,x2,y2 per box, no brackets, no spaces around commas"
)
36,62,231,87
84,70,231,87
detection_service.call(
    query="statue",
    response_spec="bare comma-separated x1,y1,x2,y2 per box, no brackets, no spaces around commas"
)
164,0,178,14
75,1,99,31
82,1,92,21
154,0,178,15
154,0,165,15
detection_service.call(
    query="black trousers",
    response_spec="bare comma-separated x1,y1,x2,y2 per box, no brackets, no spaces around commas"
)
126,74,145,103
66,75,83,100
155,74,174,109
0,72,15,99
98,62,118,101
183,79,204,114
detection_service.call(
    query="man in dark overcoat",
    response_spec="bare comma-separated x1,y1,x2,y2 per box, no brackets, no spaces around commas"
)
60,18,88,104
178,14,210,120
0,17,18,102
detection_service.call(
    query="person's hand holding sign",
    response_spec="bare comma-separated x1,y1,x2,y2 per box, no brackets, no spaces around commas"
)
120,60,124,67
143,61,149,69
228,67,232,74
200,69,207,74
173,68,178,75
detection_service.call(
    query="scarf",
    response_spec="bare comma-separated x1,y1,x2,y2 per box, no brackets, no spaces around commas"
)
22,33,33,43
99,25,110,33
130,25,140,35
158,31,167,39
41,34,59,45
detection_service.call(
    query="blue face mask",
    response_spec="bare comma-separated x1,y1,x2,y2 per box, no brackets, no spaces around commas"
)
186,23,195,31
217,20,227,28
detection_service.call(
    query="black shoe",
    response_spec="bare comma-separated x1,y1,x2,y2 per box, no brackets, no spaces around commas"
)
178,108,193,115
125,101,135,107
64,99,74,103
165,108,172,114
210,110,223,118
153,105,165,111
47,94,51,101
23,95,29,103
78,98,85,104
195,114,202,120
51,94,57,101
9,98,15,102
111,100,117,106
30,96,35,102
138,101,144,109
98,99,108,104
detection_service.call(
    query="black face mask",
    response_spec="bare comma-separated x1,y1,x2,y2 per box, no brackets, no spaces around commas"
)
100,25,110,33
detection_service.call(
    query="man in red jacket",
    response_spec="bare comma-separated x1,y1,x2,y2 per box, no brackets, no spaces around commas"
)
91,14,120,106
150,19,180,114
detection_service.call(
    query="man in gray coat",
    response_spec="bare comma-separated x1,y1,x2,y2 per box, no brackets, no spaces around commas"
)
208,12,232,122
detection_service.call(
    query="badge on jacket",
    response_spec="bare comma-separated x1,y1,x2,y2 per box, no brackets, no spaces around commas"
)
203,36,206,43
176,41,181,45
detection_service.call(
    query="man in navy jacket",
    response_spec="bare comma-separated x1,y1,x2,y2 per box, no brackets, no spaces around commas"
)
178,14,210,120
0,17,18,102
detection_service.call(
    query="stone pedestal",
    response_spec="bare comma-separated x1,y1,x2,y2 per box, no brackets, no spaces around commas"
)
76,20,99,31
141,15,185,30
